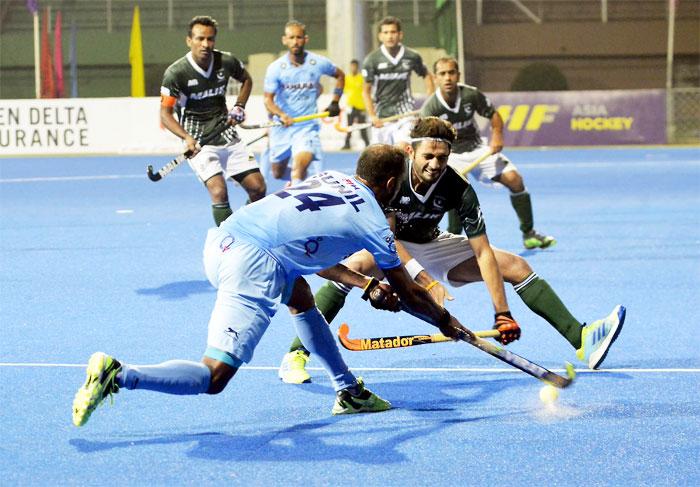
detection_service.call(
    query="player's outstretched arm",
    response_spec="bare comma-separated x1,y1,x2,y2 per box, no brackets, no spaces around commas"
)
383,265,468,338
394,238,453,306
317,264,399,312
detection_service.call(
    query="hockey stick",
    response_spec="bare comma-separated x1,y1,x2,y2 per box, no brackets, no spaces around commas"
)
334,110,420,133
146,126,269,182
337,323,499,351
458,149,494,176
240,111,330,130
453,327,576,388
146,121,229,182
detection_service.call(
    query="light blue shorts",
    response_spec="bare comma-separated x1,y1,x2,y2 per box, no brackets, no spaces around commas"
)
203,227,291,365
268,122,323,169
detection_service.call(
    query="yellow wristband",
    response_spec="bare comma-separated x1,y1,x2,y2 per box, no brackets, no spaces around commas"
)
425,280,439,291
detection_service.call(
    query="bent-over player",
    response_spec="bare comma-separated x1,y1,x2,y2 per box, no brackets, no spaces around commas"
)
72,144,476,427
160,15,266,226
279,117,625,384
421,57,554,249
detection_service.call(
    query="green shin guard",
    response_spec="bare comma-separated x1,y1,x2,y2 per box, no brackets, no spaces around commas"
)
516,277,583,349
510,191,534,234
288,282,349,353
447,209,462,235
212,203,233,227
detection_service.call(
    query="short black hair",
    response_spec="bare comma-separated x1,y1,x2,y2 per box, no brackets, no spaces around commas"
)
433,56,459,73
356,144,406,186
285,20,306,35
378,16,402,32
188,16,218,37
350,59,359,65
410,117,457,151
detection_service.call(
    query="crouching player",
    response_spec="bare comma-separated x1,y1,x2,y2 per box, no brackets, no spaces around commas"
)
72,144,475,427
279,117,626,384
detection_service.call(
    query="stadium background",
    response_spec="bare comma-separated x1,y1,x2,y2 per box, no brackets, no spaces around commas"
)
0,0,698,145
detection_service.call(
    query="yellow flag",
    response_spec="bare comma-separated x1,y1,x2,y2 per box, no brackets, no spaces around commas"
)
129,6,145,97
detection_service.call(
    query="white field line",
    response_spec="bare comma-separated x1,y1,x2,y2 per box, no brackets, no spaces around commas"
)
0,362,698,374
1,159,698,184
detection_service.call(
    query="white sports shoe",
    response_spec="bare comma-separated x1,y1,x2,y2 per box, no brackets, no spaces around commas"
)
278,350,311,384
576,305,626,369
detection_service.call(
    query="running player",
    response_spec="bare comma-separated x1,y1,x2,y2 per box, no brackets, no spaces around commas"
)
278,117,625,384
361,16,434,146
264,20,343,185
72,144,475,427
421,57,554,249
160,15,265,226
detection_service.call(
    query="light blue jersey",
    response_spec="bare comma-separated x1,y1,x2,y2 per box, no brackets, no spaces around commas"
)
264,52,337,123
220,171,401,280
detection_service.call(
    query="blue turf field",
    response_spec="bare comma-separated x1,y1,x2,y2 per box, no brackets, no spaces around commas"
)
1,147,699,485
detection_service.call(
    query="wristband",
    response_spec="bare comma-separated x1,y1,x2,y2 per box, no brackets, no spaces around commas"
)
332,87,343,97
495,311,513,320
361,277,380,301
425,280,439,291
234,102,245,108
404,258,425,280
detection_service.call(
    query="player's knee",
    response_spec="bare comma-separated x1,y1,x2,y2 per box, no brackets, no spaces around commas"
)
270,165,285,179
204,362,236,395
503,172,525,193
345,250,378,276
247,181,267,201
511,256,533,282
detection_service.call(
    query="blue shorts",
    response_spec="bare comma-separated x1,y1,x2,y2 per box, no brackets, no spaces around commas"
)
203,228,292,365
268,122,323,168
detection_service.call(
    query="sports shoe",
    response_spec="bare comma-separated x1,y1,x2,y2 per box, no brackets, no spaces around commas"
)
278,350,311,384
576,305,626,370
331,377,392,415
72,352,121,427
523,230,556,249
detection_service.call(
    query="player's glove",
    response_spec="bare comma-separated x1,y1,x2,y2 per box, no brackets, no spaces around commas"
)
324,100,341,117
361,277,400,312
493,311,521,345
227,104,246,124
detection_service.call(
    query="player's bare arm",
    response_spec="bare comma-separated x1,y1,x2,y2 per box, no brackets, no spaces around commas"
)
383,265,469,339
423,71,436,95
465,233,510,314
263,91,294,126
489,110,505,154
159,100,198,155
324,67,345,117
362,82,381,127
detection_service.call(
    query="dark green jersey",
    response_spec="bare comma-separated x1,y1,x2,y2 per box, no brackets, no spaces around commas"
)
362,45,428,118
391,160,486,244
420,84,495,153
161,50,246,144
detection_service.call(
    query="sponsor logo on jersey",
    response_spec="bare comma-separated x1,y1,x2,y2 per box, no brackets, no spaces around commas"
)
399,196,411,205
187,79,199,87
189,85,226,100
283,81,316,90
401,60,412,70
377,72,409,81
216,69,225,80
304,237,322,257
378,62,388,69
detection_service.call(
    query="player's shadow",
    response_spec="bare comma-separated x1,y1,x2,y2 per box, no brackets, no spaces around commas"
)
135,280,215,300
69,408,513,465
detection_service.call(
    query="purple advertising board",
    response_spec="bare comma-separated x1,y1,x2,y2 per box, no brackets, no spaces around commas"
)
484,89,666,146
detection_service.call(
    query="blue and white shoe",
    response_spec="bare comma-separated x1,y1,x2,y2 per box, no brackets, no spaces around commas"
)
576,305,626,369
